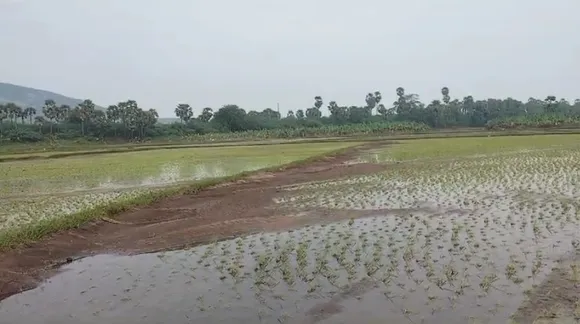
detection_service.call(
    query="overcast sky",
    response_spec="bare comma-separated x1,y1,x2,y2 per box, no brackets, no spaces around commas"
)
1,0,579,117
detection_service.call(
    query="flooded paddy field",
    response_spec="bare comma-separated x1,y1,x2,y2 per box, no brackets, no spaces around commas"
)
1,135,580,323
0,141,355,231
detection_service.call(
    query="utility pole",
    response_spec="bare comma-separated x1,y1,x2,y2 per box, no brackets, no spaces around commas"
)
277,102,280,115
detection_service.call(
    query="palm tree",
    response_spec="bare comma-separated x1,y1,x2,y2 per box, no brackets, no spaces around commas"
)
42,99,58,134
442,87,450,105
146,108,157,118
0,104,7,134
199,107,213,122
106,105,120,123
376,104,389,119
374,91,382,105
175,104,193,123
544,95,557,113
305,107,322,119
5,103,22,126
395,87,407,116
314,96,323,110
24,107,36,124
121,100,140,139
56,105,70,123
365,93,376,110
396,87,405,97
77,100,95,135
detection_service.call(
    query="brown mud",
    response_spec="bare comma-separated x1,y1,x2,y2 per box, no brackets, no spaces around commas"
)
0,143,386,301
510,252,580,323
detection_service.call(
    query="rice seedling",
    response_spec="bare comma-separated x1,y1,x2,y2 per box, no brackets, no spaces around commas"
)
0,142,356,233
269,135,580,322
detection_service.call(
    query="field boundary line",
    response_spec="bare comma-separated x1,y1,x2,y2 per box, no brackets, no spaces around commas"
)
0,142,367,251
0,138,363,163
2,128,580,162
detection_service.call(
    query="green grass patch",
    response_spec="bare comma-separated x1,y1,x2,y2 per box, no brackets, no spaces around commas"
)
0,142,356,185
4,128,580,163
0,137,362,162
376,134,580,161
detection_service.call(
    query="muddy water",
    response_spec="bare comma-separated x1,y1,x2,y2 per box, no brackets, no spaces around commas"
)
1,209,578,324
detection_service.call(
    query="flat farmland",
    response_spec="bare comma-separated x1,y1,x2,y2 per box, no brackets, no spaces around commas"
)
1,135,580,324
0,141,358,245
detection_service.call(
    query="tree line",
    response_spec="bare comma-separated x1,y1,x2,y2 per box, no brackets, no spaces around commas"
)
1,87,579,143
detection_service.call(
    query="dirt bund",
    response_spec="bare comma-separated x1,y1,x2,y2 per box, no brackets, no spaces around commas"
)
0,142,387,302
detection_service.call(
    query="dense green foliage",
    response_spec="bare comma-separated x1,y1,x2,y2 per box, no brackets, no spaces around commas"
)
1,87,579,143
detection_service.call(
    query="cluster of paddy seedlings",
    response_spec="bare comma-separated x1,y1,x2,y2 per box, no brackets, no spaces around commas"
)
119,207,578,323
0,140,359,233
0,189,148,230
264,145,580,321
7,187,580,323
0,157,283,232
277,149,580,214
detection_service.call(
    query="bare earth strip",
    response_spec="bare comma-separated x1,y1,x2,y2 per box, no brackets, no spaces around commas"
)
0,143,385,301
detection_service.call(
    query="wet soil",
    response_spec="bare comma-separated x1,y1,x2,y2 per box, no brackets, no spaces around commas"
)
0,143,386,302
1,141,578,324
511,252,580,323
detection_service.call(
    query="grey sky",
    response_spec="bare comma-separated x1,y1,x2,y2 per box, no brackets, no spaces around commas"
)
1,0,579,117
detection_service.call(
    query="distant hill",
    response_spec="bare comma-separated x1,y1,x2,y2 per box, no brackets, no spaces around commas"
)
0,82,103,114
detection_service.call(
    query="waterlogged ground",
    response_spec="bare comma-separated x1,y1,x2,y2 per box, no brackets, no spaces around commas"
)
2,135,580,323
2,214,579,324
0,142,355,230
272,135,580,322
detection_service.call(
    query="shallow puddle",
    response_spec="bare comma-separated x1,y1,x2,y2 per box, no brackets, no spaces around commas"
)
1,211,578,324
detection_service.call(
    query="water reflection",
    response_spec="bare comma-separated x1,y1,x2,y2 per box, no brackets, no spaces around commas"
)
1,212,577,324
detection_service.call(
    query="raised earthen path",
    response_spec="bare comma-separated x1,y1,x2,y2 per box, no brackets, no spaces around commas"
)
0,143,387,301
